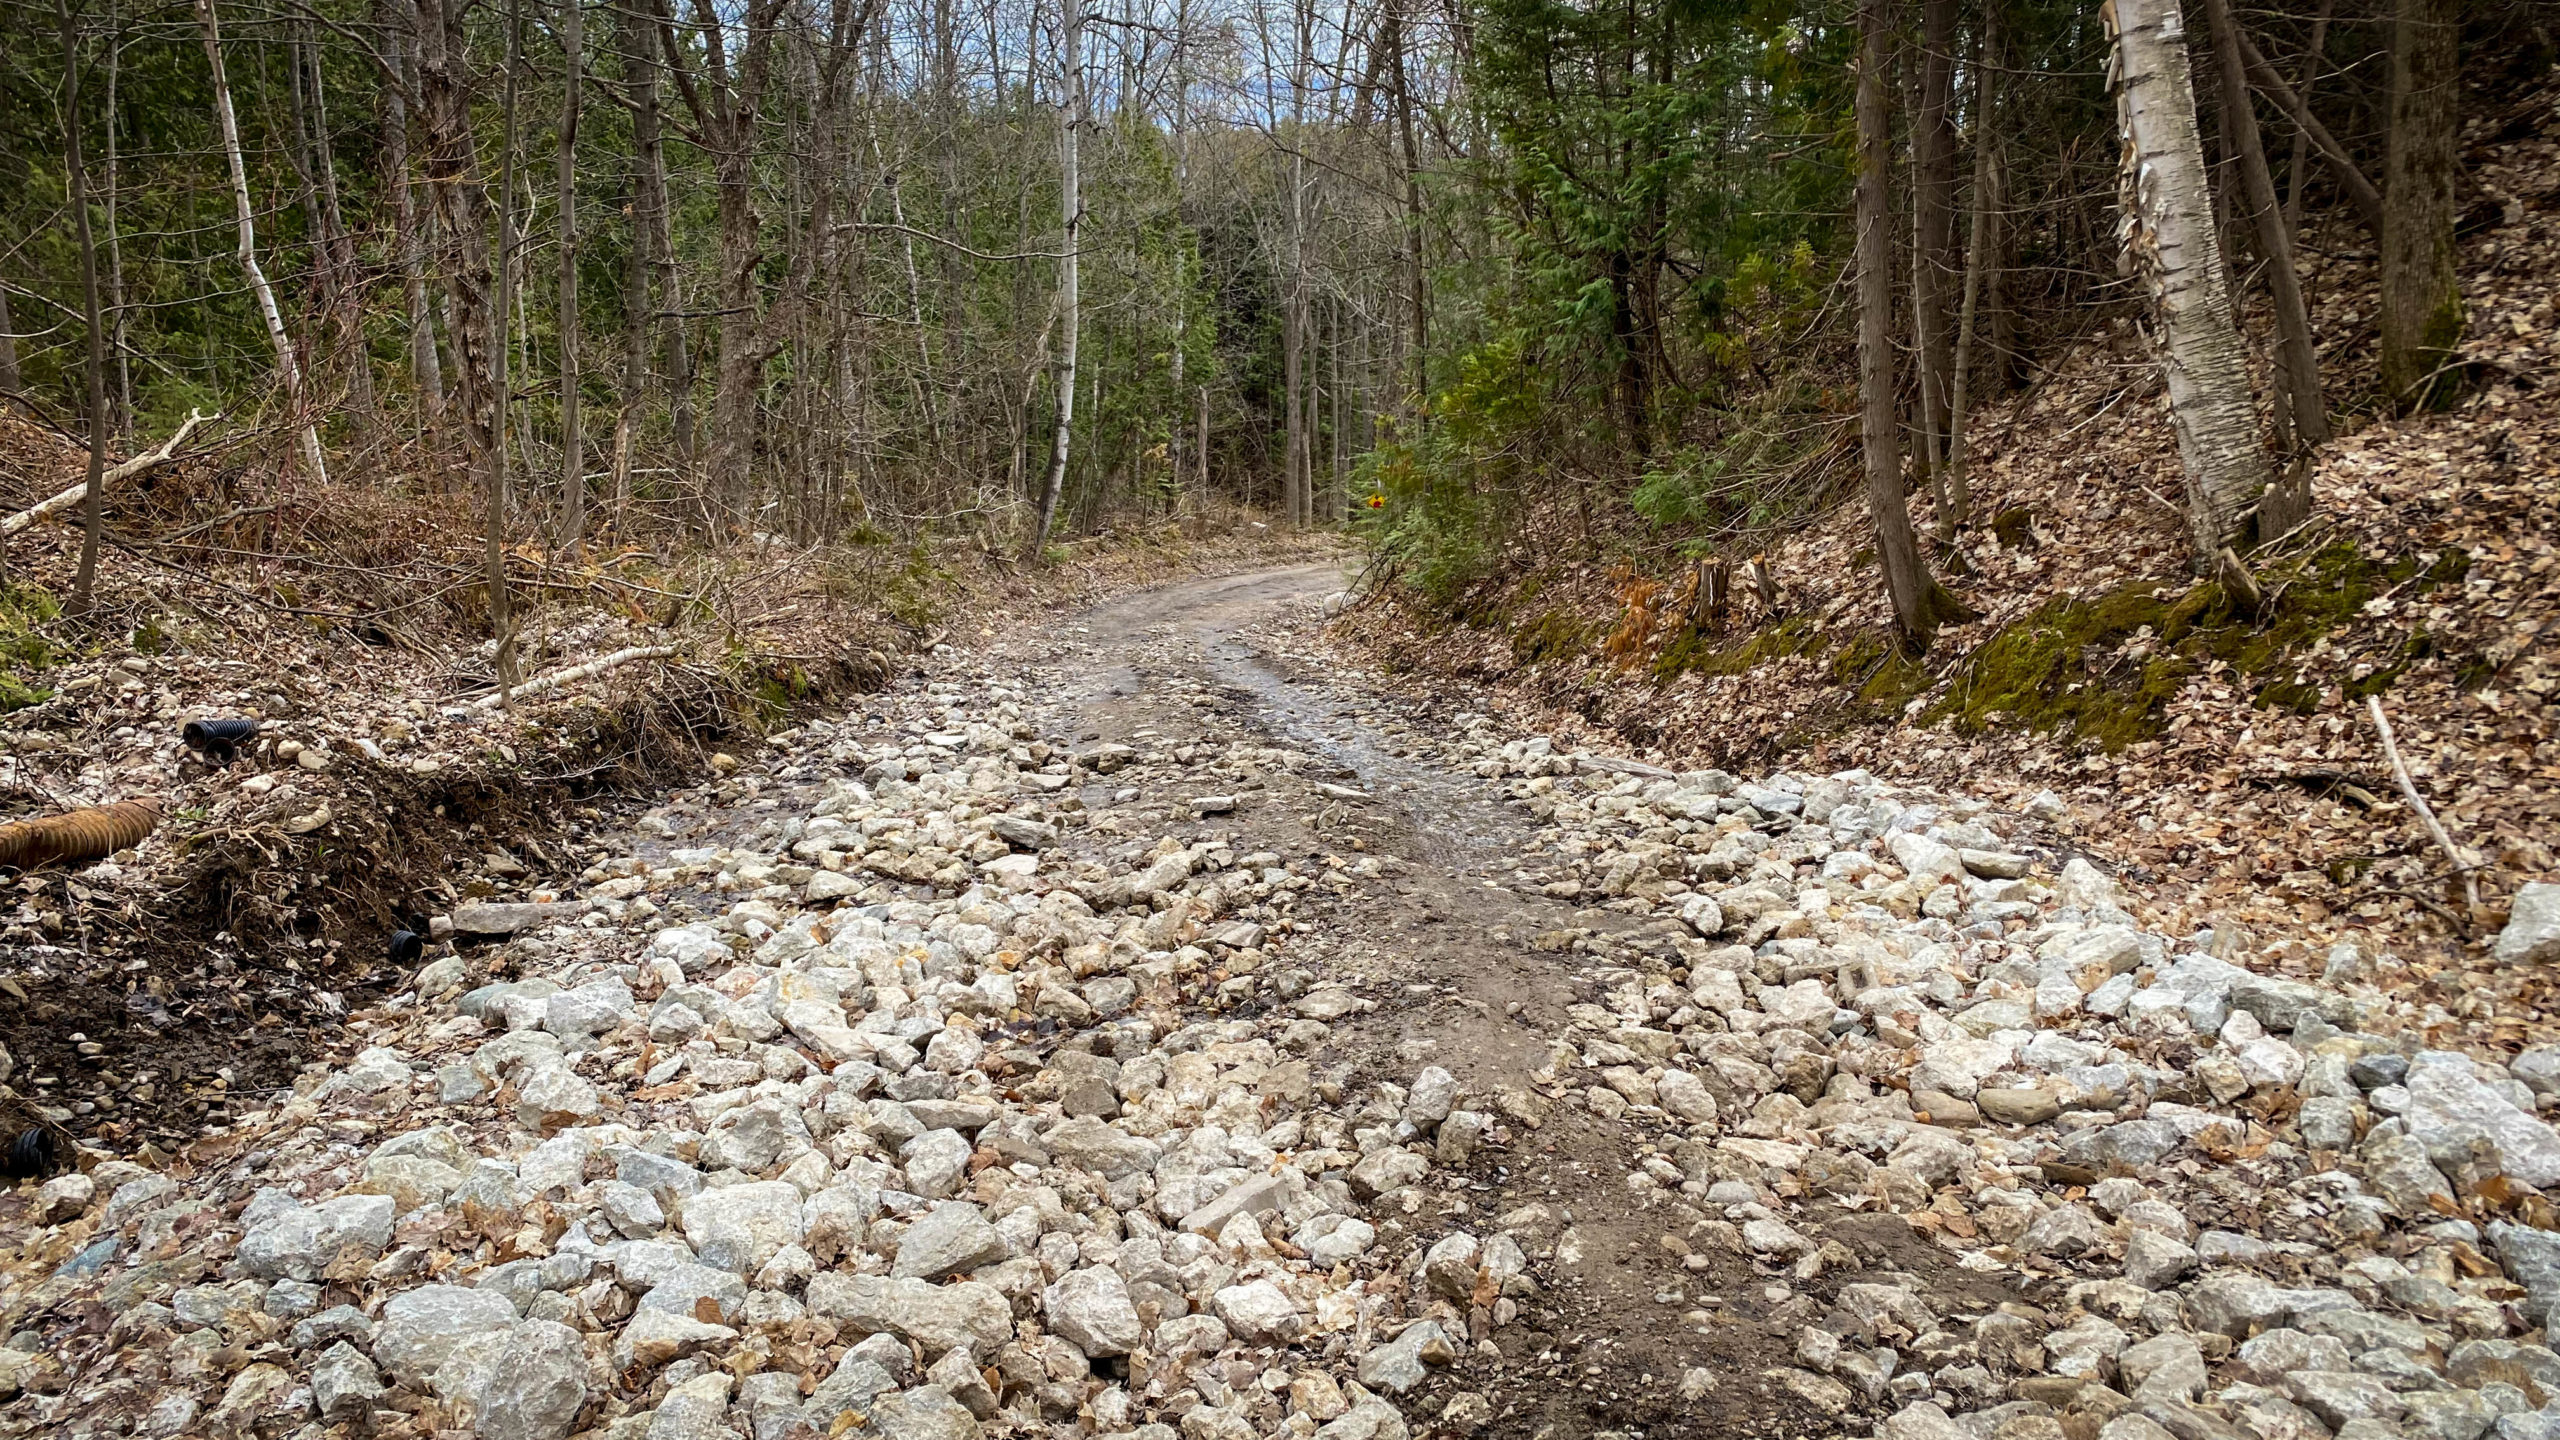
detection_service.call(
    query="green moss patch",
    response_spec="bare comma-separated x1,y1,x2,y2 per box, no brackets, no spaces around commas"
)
1930,541,2472,750
1651,613,1826,680
1513,608,1599,666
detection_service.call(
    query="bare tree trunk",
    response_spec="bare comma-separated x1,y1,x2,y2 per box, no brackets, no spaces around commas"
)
1911,0,1957,486
2380,0,2462,409
1029,0,1082,559
2281,0,2333,239
1938,3,1999,541
490,0,523,692
0,284,19,396
2108,0,2275,569
62,0,110,614
298,25,378,433
1168,0,1189,504
556,0,585,547
2203,0,2327,455
103,3,133,444
1857,0,1939,647
665,0,781,527
197,0,328,482
1388,0,1427,414
2234,27,2385,240
384,0,444,428
417,0,496,483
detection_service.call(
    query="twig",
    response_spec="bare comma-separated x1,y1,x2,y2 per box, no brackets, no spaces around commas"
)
475,645,679,711
2366,693,2482,919
0,408,219,537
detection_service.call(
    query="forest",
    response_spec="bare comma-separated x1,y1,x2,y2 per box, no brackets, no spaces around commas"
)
2,0,2538,627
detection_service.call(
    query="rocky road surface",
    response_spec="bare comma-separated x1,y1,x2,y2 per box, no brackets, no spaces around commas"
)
9,561,2560,1440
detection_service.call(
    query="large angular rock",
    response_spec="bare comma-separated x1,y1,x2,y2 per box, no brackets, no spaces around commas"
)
2228,971,2351,1031
871,1386,982,1440
613,1308,738,1370
805,1275,1013,1358
2498,884,2560,965
375,1284,520,1385
236,1194,395,1281
471,1320,590,1440
800,1358,899,1434
2406,1060,2560,1186
451,901,582,936
1212,1280,1303,1342
894,1204,1012,1281
1357,1319,1453,1394
1040,1118,1161,1178
310,1343,383,1420
1043,1268,1143,1356
2495,1222,2560,1325
681,1180,807,1272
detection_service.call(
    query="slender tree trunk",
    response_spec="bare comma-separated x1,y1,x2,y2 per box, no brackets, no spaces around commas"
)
2203,0,2327,453
1029,0,1082,558
1168,0,1189,504
2108,0,2275,569
63,0,110,614
2235,27,2385,239
490,0,523,692
103,4,132,444
0,284,19,396
300,26,378,432
1857,0,1939,647
2282,0,2332,240
612,0,656,531
1912,0,1957,481
1388,0,1428,414
1284,0,1309,529
417,0,495,482
632,0,694,477
2380,0,2462,409
384,0,444,428
1330,297,1345,521
556,0,585,547
197,0,328,481
1939,3,1999,541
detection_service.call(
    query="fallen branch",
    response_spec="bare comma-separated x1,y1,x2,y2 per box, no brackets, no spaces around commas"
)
2366,693,2482,920
475,645,679,711
0,408,219,537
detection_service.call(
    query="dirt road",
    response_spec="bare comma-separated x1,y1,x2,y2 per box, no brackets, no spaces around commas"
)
1015,564,1990,1437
